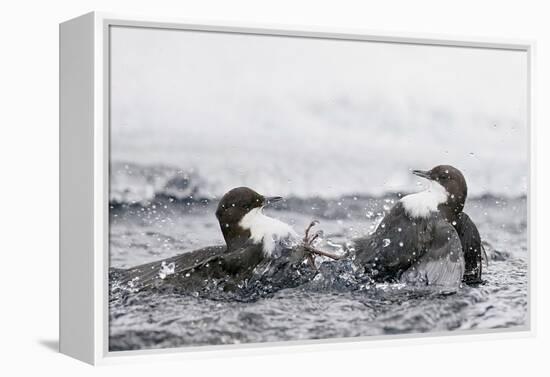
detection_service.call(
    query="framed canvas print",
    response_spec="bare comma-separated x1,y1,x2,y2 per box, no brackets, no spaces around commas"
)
59,12,534,365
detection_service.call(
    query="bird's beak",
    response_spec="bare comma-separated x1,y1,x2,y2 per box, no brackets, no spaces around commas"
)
412,169,431,180
264,196,283,206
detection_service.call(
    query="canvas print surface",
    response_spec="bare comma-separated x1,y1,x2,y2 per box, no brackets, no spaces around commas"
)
108,26,528,351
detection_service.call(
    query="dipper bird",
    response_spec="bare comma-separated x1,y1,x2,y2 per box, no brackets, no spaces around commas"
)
353,165,484,290
111,187,312,293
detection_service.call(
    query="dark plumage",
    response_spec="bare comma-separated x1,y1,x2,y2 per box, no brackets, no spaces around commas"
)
354,202,464,288
353,165,483,289
110,187,305,293
455,212,484,284
216,187,268,251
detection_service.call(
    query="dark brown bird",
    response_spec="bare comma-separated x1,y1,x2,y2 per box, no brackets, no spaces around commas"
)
353,165,484,290
110,187,306,292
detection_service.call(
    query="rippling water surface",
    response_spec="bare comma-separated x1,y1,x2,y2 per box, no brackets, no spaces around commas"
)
109,194,528,351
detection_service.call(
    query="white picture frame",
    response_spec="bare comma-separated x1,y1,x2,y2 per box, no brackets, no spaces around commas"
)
59,11,535,365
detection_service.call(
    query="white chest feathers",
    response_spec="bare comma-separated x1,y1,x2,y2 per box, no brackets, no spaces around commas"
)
400,181,448,218
238,208,299,257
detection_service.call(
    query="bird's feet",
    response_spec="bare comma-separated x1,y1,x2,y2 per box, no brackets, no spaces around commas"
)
301,220,343,269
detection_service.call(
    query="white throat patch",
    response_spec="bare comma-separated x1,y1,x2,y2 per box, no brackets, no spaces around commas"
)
238,207,299,257
400,181,448,218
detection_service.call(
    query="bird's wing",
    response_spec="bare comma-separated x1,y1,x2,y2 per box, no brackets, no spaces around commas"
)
400,219,464,290
217,242,265,275
455,212,484,284
353,202,431,279
109,245,226,289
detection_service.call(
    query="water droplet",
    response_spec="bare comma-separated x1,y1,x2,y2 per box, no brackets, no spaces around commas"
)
382,239,391,247
158,261,175,279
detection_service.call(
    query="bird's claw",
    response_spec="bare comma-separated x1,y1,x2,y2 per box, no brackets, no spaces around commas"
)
301,220,343,267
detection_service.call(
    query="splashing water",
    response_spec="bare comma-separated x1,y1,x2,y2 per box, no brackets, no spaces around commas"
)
158,261,175,280
109,195,528,351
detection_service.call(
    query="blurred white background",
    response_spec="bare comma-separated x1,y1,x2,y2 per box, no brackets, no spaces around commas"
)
111,26,527,198
0,0,548,376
